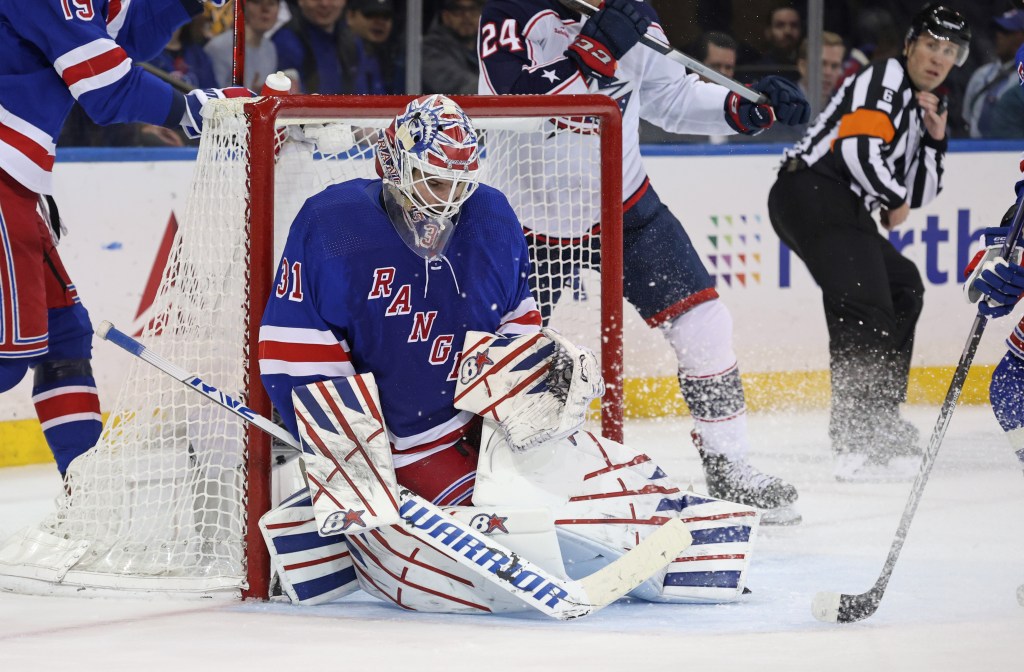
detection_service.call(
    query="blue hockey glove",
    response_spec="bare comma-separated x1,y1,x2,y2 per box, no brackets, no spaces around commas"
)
566,0,651,79
182,86,255,139
964,224,1024,318
757,76,811,126
975,262,1024,317
725,75,810,135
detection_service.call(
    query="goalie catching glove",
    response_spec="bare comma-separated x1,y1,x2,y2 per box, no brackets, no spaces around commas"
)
454,329,605,452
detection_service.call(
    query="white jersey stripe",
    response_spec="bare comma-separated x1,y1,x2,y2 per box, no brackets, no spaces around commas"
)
68,60,132,99
32,385,99,403
53,38,122,76
106,0,132,40
0,103,55,152
259,324,346,346
40,412,103,431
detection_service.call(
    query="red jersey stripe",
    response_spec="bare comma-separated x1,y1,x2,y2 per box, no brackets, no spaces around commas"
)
259,339,349,363
61,46,129,88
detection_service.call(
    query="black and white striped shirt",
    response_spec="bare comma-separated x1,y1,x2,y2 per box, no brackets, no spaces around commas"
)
784,57,946,212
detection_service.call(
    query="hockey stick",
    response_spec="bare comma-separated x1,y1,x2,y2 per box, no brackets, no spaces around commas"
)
812,189,1024,624
97,321,692,619
138,62,193,94
558,0,766,104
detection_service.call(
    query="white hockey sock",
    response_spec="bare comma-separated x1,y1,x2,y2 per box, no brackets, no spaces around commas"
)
664,301,750,461
692,404,750,461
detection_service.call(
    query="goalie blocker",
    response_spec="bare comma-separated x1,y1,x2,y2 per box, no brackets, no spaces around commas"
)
262,330,761,612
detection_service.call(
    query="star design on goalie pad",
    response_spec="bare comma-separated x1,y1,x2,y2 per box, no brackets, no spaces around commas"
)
341,508,366,530
485,514,509,534
541,69,560,83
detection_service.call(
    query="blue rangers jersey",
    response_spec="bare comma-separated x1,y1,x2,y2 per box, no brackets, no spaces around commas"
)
0,0,201,195
259,179,541,468
478,0,735,221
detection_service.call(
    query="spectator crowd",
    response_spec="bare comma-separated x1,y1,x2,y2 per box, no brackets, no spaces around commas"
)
58,0,1024,147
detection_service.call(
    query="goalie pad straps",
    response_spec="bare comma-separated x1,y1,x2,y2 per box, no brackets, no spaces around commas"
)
291,375,403,535
453,329,604,452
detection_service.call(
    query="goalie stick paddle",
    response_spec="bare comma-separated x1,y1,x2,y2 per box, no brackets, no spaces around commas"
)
97,321,692,619
812,189,1024,624
557,0,766,104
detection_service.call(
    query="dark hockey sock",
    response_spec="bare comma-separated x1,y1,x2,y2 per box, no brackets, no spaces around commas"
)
32,359,102,475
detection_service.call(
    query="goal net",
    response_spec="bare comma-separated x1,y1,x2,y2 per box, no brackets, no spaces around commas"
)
0,95,624,599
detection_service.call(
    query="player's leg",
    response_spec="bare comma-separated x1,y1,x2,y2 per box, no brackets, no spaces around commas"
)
259,488,360,605
0,170,51,369
393,432,480,506
990,330,1024,462
620,181,798,522
0,172,65,465
31,228,102,476
991,321,1024,608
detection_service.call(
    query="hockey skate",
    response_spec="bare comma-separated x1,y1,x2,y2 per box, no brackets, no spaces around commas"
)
694,431,801,526
831,411,921,483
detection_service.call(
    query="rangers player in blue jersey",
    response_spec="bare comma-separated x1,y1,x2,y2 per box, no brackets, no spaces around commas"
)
260,94,544,505
257,95,763,610
0,0,250,476
477,0,810,524
964,40,1024,606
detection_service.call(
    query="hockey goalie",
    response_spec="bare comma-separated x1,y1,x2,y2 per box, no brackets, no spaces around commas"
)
256,94,759,614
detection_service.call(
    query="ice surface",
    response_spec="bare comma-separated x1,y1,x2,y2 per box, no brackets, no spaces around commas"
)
0,406,1020,671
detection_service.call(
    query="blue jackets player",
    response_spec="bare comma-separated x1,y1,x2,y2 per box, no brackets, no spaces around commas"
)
0,0,249,476
259,94,542,505
477,0,809,523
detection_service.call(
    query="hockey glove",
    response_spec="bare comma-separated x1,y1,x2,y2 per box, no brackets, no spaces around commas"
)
963,223,1024,318
502,328,605,452
566,0,651,80
181,86,255,139
724,76,809,135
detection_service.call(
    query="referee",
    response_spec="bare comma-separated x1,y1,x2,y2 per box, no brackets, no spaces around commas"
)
767,4,971,481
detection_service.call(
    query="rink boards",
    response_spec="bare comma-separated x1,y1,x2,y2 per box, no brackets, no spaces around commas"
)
0,141,1019,466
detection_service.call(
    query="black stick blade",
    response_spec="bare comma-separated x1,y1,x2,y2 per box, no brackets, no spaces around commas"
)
812,591,881,624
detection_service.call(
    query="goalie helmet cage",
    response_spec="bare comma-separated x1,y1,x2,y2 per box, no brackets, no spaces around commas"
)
0,94,623,601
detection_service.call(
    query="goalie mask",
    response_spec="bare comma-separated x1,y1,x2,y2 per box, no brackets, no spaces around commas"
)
375,94,482,221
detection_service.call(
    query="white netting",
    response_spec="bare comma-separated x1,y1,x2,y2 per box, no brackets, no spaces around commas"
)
0,97,609,597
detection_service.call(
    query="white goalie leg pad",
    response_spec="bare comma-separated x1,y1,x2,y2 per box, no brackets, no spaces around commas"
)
474,426,758,603
454,329,604,452
258,489,358,605
344,506,569,614
291,375,403,535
